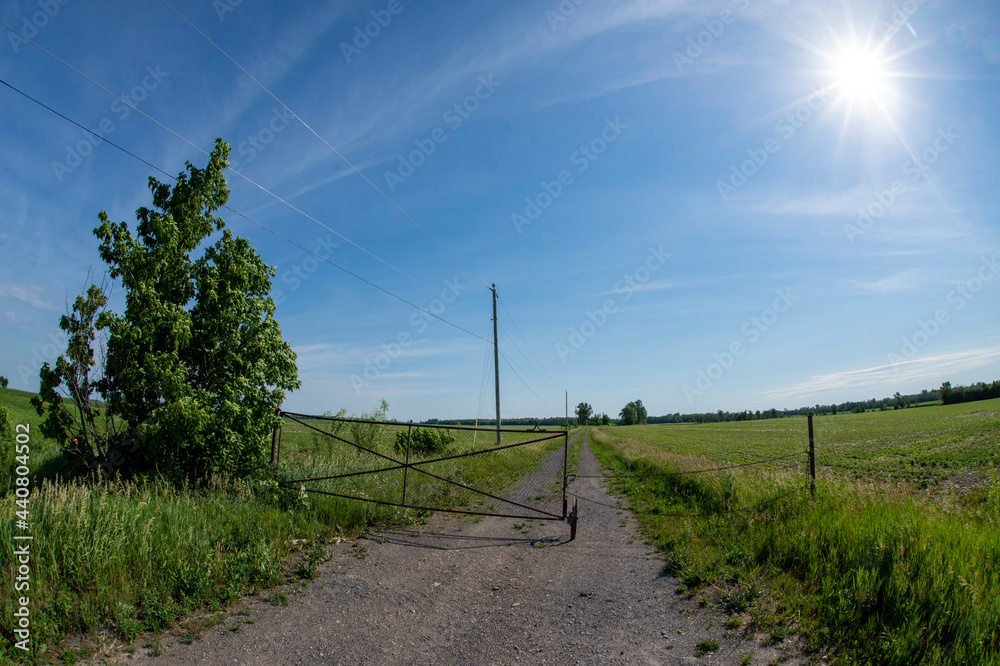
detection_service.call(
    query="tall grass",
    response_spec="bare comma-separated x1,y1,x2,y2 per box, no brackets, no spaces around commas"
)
589,427,1000,665
1,477,318,662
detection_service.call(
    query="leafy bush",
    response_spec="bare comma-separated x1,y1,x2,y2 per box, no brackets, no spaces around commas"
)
394,427,455,456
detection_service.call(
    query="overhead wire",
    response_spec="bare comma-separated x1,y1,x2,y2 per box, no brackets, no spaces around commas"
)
158,0,490,290
495,320,557,400
0,75,491,345
497,296,563,393
499,350,558,411
0,19,446,302
475,319,494,424
1,16,562,414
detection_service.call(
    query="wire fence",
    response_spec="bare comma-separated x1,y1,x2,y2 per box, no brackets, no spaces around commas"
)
570,482,812,519
570,450,805,479
570,415,821,520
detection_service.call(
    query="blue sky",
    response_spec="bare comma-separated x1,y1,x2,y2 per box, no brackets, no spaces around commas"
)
1,0,999,422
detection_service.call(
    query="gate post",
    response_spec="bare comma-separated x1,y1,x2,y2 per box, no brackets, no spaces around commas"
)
270,409,282,469
562,430,569,519
402,423,412,505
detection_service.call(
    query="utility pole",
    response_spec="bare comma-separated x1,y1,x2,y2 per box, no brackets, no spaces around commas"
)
492,284,501,445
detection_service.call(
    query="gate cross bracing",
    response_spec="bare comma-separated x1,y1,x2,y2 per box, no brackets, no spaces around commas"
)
273,412,579,539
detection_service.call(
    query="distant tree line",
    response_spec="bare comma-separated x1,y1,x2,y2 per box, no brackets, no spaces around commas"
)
940,380,1000,405
416,378,999,427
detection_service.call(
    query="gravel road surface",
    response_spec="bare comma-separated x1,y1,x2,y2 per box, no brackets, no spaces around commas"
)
112,431,803,665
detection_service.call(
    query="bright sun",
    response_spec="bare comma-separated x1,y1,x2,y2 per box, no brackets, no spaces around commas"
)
830,45,890,104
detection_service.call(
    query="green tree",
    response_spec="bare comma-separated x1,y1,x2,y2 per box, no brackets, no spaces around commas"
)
35,140,299,484
575,402,593,426
619,404,636,426
0,376,8,388
632,399,648,425
31,284,131,477
830,403,837,416
601,413,609,426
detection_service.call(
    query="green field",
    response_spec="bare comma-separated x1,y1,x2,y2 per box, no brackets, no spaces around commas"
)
589,400,1000,665
606,398,1000,488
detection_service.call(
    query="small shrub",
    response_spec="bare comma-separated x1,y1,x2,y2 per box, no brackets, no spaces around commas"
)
394,427,454,456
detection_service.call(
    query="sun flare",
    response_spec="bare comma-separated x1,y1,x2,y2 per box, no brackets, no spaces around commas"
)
831,46,889,102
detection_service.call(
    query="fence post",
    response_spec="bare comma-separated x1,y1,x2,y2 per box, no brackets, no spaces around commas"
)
270,409,282,469
808,413,816,498
402,423,412,506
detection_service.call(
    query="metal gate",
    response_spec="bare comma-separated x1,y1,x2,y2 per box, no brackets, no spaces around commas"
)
273,412,578,538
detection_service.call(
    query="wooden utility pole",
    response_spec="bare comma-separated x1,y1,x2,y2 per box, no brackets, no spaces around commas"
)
491,284,501,445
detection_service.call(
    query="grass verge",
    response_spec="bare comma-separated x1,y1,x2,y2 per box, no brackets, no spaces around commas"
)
588,426,1000,665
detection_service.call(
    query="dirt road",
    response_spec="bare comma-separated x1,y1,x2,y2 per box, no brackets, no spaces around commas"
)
115,431,801,665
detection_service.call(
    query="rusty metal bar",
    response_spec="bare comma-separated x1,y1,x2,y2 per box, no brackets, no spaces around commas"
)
283,412,562,467
291,486,566,521
280,411,560,435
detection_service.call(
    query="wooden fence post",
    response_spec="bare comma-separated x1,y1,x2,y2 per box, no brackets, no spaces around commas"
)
808,413,816,499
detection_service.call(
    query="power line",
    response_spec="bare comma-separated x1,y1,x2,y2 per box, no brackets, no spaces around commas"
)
496,319,559,401
497,296,563,393
0,19,445,302
499,350,558,411
475,321,494,424
158,0,489,290
0,74,491,346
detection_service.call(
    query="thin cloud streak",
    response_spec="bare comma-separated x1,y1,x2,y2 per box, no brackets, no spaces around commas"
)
761,346,1000,402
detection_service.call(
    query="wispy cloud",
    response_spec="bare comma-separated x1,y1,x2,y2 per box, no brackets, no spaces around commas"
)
761,346,1000,402
0,282,59,311
845,268,923,294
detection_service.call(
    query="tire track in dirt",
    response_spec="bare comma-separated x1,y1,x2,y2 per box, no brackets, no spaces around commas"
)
113,430,802,665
